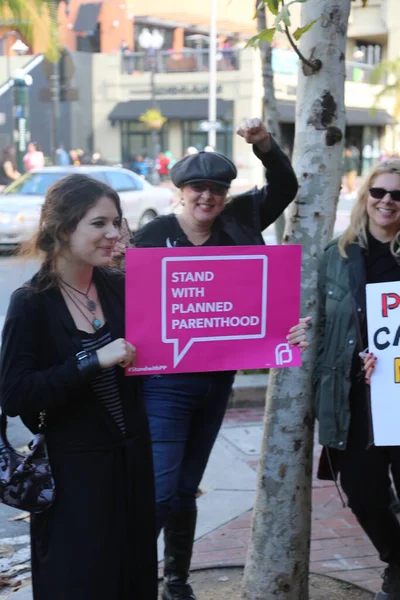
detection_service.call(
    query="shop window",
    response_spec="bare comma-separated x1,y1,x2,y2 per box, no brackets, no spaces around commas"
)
182,121,233,158
77,24,101,53
120,120,169,168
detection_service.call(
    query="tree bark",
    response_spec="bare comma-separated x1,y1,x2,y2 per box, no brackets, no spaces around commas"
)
257,2,285,244
242,2,351,598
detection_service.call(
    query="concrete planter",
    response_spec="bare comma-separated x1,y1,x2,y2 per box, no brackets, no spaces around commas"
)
229,373,268,408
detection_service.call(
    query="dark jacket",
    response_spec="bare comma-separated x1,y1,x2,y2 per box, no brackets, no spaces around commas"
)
134,139,298,248
313,240,368,451
0,268,157,600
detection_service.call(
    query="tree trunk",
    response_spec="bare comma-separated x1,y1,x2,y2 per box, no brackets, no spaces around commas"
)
257,2,285,244
242,2,351,599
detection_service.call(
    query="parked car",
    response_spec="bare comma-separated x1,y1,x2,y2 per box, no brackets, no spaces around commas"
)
0,166,175,247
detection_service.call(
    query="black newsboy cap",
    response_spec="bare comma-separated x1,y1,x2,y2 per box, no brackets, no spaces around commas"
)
171,151,237,188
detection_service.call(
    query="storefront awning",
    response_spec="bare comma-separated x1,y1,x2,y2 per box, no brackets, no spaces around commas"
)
108,100,234,122
277,99,394,126
74,2,102,33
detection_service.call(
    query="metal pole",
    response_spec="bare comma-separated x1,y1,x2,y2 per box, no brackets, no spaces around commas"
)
6,49,11,144
50,59,60,164
208,0,217,149
150,50,160,185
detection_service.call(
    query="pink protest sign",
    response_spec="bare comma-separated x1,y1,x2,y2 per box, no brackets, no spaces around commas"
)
125,245,301,375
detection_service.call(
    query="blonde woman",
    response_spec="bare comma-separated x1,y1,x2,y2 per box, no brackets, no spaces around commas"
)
314,159,400,600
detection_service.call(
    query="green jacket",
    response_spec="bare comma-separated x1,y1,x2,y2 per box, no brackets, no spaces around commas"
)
314,239,369,450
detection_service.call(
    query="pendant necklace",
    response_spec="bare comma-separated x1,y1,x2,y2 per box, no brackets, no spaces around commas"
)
59,277,97,313
61,285,102,331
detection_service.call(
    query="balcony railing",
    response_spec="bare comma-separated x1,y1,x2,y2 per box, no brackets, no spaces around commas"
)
121,48,240,75
346,61,384,84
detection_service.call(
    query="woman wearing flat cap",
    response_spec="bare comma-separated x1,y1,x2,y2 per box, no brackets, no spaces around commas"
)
134,118,305,600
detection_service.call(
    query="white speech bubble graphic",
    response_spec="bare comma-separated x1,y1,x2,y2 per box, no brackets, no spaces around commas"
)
161,255,267,367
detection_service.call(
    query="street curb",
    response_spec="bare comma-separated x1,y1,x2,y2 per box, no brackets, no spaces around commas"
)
229,374,268,408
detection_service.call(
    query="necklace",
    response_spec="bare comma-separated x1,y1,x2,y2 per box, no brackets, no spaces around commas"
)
61,285,102,331
59,278,97,312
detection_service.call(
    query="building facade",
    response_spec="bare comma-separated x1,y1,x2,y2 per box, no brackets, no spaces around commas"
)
0,0,397,183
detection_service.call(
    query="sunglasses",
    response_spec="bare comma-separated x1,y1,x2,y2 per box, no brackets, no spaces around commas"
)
189,182,228,195
369,187,400,202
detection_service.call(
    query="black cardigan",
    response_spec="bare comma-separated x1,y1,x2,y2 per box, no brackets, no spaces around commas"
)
134,139,298,248
0,268,158,600
0,267,145,443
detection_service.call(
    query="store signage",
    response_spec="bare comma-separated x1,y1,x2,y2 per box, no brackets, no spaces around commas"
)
156,84,223,95
129,84,223,96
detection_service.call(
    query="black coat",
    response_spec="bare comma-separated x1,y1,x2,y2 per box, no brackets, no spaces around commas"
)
0,268,157,600
134,139,299,248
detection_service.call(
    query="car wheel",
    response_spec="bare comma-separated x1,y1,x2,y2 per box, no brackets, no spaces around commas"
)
138,210,157,229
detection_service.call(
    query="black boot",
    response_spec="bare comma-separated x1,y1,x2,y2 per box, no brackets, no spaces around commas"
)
376,564,400,599
162,510,197,600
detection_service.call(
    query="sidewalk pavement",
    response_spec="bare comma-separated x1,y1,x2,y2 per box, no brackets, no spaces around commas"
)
10,407,382,600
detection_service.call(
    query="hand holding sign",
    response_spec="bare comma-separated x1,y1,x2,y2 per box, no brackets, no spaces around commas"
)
287,316,311,350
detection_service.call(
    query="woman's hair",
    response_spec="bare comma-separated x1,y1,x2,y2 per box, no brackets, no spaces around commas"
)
21,174,122,290
338,158,400,259
0,145,16,168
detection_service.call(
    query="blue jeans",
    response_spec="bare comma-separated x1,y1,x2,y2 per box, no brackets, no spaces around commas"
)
142,371,235,535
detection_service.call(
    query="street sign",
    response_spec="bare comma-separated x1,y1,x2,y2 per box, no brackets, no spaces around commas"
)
199,121,222,132
39,87,79,102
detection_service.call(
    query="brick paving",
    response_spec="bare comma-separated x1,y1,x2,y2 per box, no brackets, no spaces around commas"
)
187,408,384,595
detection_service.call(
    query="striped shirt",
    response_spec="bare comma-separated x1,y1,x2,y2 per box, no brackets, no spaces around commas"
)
80,325,126,435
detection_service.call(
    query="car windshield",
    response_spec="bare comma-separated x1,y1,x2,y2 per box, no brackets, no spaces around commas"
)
3,172,66,196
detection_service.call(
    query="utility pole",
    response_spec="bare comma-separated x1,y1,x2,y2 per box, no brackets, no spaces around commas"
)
50,59,60,164
208,0,217,149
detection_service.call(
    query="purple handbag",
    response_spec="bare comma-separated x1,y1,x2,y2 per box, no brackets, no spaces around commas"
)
0,412,55,513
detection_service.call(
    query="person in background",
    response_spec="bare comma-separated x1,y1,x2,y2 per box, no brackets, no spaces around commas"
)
91,151,107,166
134,117,308,600
314,159,400,600
23,141,45,172
0,145,20,189
56,144,70,166
164,150,176,172
343,146,358,194
157,151,170,181
0,174,157,600
133,155,149,178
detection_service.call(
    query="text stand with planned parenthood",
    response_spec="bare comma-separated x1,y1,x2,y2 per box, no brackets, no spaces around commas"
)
367,282,400,445
125,245,302,375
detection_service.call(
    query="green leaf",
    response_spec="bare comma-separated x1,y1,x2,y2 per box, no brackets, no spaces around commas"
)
275,6,291,28
259,27,276,43
245,34,261,49
245,28,276,47
266,0,280,16
293,18,318,41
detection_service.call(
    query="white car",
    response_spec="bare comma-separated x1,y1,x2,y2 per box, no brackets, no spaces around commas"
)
0,166,175,246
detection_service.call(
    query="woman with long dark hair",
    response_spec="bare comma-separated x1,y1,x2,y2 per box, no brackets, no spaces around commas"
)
0,174,157,600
